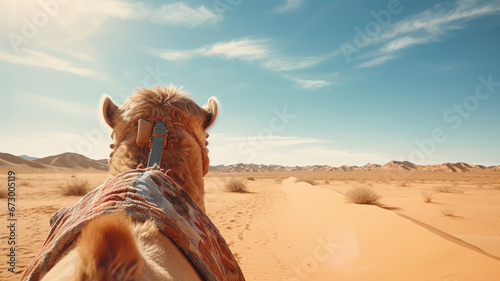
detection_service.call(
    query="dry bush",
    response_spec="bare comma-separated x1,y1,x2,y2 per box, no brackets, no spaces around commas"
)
441,208,455,217
225,178,248,193
422,191,433,203
345,186,381,206
298,178,316,185
0,189,7,199
324,180,330,184
247,177,256,181
18,180,31,187
62,179,90,196
434,183,462,194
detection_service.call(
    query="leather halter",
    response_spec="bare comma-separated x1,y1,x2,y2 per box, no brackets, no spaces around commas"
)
111,116,209,174
147,120,168,167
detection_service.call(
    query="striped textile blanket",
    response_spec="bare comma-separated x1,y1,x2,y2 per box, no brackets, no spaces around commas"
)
22,168,245,281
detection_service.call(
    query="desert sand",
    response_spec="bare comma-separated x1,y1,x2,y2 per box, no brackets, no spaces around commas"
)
1,169,500,280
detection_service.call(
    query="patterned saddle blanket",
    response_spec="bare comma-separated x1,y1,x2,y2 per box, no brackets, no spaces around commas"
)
22,168,245,281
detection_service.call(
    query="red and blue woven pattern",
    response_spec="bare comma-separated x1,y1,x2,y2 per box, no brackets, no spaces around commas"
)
22,168,245,281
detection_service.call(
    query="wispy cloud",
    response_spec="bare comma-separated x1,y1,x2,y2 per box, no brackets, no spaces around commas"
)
202,39,270,60
274,0,305,13
355,55,396,69
148,3,221,27
159,37,336,89
22,94,95,117
159,37,334,73
289,77,331,90
354,0,500,68
382,0,500,41
84,0,221,27
263,50,339,71
160,38,271,61
0,48,97,77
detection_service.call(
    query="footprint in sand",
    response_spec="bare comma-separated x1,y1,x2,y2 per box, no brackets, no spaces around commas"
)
232,253,242,264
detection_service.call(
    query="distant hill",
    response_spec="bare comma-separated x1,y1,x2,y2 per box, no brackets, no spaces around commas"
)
18,154,39,161
423,162,487,173
0,152,108,172
216,161,497,173
0,153,49,170
382,161,419,171
34,152,108,171
95,159,109,166
1,152,498,173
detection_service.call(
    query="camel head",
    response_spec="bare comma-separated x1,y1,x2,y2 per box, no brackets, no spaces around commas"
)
100,85,218,211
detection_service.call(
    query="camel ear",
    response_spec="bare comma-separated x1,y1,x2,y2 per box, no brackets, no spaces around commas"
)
100,95,120,128
202,97,218,129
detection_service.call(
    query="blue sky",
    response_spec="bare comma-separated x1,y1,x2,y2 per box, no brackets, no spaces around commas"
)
0,0,499,166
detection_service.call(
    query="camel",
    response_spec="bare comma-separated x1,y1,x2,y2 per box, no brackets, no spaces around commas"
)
22,86,245,281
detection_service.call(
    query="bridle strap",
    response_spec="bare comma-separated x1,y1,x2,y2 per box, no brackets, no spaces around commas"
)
111,117,208,174
147,120,168,167
164,118,207,155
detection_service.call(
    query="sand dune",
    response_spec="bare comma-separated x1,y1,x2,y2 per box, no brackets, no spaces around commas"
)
0,152,107,172
0,153,49,170
216,161,496,173
271,178,500,280
424,162,487,173
381,160,419,171
204,176,500,280
34,152,108,171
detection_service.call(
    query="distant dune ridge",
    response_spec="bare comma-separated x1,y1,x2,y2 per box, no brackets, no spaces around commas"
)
0,153,48,170
0,152,497,172
214,160,495,173
0,152,108,171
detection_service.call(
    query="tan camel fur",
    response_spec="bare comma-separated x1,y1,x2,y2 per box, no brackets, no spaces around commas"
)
39,86,219,281
102,85,218,211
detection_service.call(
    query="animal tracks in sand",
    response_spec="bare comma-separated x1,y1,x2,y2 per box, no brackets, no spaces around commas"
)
206,178,288,278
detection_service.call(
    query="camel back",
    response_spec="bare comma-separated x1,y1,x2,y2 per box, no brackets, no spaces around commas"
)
22,168,245,281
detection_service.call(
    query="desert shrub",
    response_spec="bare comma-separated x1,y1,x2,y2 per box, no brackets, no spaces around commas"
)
247,177,256,181
18,180,31,187
298,178,316,185
62,179,90,196
434,182,462,194
225,178,248,193
0,189,7,199
345,186,381,205
422,191,433,203
324,180,330,184
441,208,455,217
